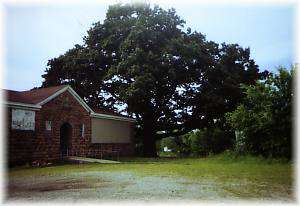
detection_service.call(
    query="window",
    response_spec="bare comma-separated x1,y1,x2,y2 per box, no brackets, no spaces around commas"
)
80,124,85,137
45,121,52,131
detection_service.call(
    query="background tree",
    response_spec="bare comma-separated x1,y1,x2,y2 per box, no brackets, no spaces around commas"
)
181,44,268,130
176,44,268,153
42,3,266,157
42,45,111,109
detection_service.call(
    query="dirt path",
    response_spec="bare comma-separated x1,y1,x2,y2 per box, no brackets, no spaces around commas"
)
7,171,292,202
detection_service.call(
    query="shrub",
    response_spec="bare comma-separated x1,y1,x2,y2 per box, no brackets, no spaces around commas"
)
176,127,233,157
226,66,294,159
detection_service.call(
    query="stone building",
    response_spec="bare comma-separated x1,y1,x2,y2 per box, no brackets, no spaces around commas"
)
4,85,135,166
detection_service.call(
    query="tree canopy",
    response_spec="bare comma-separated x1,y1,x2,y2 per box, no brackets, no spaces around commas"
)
42,3,267,156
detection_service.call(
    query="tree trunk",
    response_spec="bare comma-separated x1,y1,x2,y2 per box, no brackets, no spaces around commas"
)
142,121,157,157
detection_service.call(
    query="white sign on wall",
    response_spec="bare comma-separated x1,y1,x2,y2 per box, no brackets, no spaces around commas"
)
11,109,35,130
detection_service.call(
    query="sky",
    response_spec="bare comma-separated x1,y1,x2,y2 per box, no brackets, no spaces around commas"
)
3,1,296,91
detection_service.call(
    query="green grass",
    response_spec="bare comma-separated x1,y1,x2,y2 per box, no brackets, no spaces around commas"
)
8,154,293,199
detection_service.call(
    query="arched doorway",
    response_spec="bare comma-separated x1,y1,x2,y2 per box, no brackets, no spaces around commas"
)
60,122,72,158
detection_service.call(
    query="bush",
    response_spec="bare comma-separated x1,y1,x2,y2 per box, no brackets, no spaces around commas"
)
159,137,178,152
176,127,233,157
226,66,294,159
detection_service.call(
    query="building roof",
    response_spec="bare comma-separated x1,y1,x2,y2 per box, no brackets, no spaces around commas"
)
4,85,135,122
5,85,66,104
92,108,131,119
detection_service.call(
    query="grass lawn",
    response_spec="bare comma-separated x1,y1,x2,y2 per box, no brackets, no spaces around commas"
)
7,154,294,201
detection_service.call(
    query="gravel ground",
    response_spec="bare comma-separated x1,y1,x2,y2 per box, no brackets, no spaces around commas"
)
6,171,293,202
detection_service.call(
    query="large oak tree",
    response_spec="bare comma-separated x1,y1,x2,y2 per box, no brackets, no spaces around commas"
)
42,3,266,156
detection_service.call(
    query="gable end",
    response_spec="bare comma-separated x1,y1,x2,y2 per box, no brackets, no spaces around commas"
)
38,86,93,113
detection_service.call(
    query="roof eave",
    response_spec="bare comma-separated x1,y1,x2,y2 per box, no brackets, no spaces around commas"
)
5,86,136,122
4,101,41,110
90,112,136,122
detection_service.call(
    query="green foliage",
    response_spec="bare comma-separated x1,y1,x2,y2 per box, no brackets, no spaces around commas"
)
42,3,266,156
211,150,290,164
42,45,109,108
176,130,205,156
167,127,232,157
159,137,177,151
226,66,295,158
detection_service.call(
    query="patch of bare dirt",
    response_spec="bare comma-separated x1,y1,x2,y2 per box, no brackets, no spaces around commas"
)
8,178,109,193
